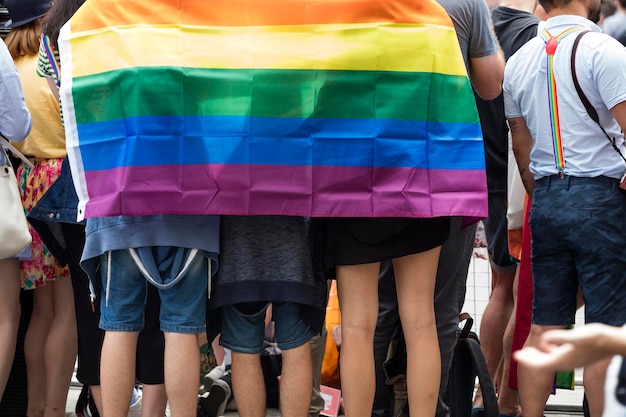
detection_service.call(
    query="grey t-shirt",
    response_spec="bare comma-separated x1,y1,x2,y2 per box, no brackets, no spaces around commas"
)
437,0,500,73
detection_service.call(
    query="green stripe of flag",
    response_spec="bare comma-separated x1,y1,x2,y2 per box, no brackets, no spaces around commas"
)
72,67,478,125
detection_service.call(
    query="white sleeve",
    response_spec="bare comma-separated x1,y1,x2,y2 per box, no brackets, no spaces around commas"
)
592,36,626,111
503,61,523,119
0,40,32,142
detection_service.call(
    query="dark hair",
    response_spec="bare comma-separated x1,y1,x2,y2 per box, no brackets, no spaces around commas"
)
601,1,617,17
40,0,85,47
619,0,626,9
538,0,574,12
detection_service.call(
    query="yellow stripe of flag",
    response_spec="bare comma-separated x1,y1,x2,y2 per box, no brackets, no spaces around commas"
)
69,23,466,78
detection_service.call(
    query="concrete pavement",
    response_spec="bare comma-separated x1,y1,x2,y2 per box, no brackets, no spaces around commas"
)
65,381,586,417
65,256,588,417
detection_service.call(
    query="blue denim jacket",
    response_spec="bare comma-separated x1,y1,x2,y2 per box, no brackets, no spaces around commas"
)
28,157,82,265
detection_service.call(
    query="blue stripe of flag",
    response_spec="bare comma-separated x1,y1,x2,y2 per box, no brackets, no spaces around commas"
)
77,115,485,171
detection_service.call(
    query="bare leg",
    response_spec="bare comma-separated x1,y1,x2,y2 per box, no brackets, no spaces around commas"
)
517,324,566,417
164,332,199,417
474,268,516,409
498,268,520,416
141,383,168,417
0,258,20,400
231,351,265,417
212,336,225,366
90,385,103,415
309,329,327,417
336,262,380,417
25,284,54,417
101,331,139,417
393,248,441,417
280,342,313,417
44,277,78,417
584,357,611,417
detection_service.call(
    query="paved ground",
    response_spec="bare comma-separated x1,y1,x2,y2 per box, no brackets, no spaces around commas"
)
64,256,588,417
65,381,586,417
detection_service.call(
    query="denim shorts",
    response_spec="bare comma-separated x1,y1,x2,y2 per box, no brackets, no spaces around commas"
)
220,301,316,353
530,175,626,326
99,248,209,333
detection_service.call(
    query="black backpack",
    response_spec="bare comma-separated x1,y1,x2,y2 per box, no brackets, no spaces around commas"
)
383,313,498,417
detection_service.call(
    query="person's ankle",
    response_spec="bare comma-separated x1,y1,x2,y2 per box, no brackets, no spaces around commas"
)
497,405,521,417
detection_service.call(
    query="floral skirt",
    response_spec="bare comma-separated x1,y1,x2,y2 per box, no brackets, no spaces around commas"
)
17,157,70,289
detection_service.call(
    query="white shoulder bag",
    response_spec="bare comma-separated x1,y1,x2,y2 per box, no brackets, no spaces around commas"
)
0,136,33,259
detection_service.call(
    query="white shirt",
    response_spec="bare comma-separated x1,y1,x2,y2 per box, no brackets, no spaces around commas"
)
503,15,626,179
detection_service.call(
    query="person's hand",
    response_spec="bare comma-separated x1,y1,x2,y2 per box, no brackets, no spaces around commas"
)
514,324,625,371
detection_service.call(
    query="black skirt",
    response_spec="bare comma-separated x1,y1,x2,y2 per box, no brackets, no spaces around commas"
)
325,217,450,266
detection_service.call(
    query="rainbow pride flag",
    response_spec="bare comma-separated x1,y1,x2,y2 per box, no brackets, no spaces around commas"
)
58,0,487,221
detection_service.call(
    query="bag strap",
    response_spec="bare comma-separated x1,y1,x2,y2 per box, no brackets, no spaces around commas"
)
570,30,626,164
463,337,499,417
458,312,473,342
1,135,34,168
457,313,499,417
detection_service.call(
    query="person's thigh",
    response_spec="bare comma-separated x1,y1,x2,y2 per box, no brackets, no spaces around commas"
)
99,250,147,332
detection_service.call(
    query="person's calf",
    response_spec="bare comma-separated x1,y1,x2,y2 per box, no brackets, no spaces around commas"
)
583,357,611,417
280,342,313,417
517,325,563,417
164,332,200,417
101,330,139,417
231,351,266,417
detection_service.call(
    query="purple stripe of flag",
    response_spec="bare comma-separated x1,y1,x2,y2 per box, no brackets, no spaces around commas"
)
82,164,487,219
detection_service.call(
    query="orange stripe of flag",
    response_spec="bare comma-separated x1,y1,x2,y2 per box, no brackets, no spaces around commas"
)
71,0,453,32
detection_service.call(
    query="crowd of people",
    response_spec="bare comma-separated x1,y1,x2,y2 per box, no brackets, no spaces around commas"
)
1,0,626,417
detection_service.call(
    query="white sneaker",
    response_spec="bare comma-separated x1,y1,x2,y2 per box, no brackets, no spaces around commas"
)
203,365,225,388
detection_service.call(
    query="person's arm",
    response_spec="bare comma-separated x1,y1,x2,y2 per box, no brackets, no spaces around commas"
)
469,52,505,100
508,116,535,195
514,323,626,371
0,41,32,142
467,0,505,100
